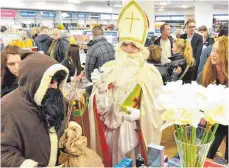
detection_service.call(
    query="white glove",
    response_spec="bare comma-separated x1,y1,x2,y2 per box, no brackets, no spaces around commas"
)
91,69,107,92
123,107,140,121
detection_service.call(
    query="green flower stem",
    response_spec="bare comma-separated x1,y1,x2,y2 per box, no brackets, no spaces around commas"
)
209,123,219,141
201,123,211,144
178,126,186,167
191,127,196,167
196,124,211,167
174,125,181,140
200,122,208,144
196,124,213,167
183,125,189,167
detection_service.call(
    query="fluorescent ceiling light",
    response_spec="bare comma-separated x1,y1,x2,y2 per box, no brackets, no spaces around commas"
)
67,0,81,4
159,2,168,5
113,4,122,8
180,5,190,8
158,8,164,11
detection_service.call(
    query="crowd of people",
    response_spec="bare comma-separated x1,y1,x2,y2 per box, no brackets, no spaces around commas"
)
1,1,228,167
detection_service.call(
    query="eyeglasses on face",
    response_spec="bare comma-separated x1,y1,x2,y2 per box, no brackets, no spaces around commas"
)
188,26,196,29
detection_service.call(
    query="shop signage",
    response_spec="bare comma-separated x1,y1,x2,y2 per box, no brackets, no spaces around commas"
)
91,13,100,19
77,13,88,19
20,10,37,17
62,12,74,19
100,14,111,20
0,9,17,18
41,11,56,18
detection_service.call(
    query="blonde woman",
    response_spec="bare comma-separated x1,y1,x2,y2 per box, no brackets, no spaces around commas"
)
197,36,228,161
168,38,196,83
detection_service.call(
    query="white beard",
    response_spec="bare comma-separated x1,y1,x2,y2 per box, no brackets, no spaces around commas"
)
111,50,144,89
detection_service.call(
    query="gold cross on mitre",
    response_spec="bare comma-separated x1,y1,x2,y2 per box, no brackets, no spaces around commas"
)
117,0,149,46
125,12,140,33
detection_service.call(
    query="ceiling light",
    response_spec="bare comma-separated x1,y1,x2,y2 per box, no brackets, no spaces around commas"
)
158,8,164,11
67,0,81,4
180,5,190,8
113,4,122,8
159,2,168,6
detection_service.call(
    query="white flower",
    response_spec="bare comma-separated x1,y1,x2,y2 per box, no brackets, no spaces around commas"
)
174,108,203,128
201,87,229,125
155,81,229,131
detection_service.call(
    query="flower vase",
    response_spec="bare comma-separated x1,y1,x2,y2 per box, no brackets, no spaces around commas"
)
174,126,214,168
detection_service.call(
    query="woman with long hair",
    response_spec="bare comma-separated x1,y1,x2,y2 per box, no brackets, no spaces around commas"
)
199,36,228,87
168,38,196,83
1,45,21,97
197,36,228,162
62,44,82,82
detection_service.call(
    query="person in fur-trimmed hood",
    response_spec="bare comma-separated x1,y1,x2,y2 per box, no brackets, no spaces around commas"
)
1,53,76,167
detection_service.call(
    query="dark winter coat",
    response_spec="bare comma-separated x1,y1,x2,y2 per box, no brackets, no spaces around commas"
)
168,54,196,83
48,36,70,63
85,36,115,81
204,34,215,47
147,61,176,85
180,33,203,68
35,34,53,53
1,71,18,97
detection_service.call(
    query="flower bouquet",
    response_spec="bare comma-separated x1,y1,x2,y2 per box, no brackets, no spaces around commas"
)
155,81,229,167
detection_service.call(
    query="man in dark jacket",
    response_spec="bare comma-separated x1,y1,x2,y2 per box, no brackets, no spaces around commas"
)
85,26,115,81
180,19,203,73
47,29,69,63
1,53,81,167
197,25,215,47
154,24,173,64
35,26,52,54
85,26,115,98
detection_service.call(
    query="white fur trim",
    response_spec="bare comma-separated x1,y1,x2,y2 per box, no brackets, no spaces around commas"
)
34,64,69,106
47,127,58,167
20,159,38,167
88,92,96,151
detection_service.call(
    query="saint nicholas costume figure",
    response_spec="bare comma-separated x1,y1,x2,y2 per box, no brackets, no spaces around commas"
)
87,1,164,166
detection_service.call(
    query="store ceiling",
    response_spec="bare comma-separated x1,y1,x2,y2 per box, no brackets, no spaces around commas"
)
76,0,228,10
153,0,228,10
19,0,229,10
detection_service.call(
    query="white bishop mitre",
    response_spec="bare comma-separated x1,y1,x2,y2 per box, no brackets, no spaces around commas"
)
118,0,149,49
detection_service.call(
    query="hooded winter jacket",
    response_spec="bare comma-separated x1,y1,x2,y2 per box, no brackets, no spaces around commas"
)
1,53,69,167
35,34,53,53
